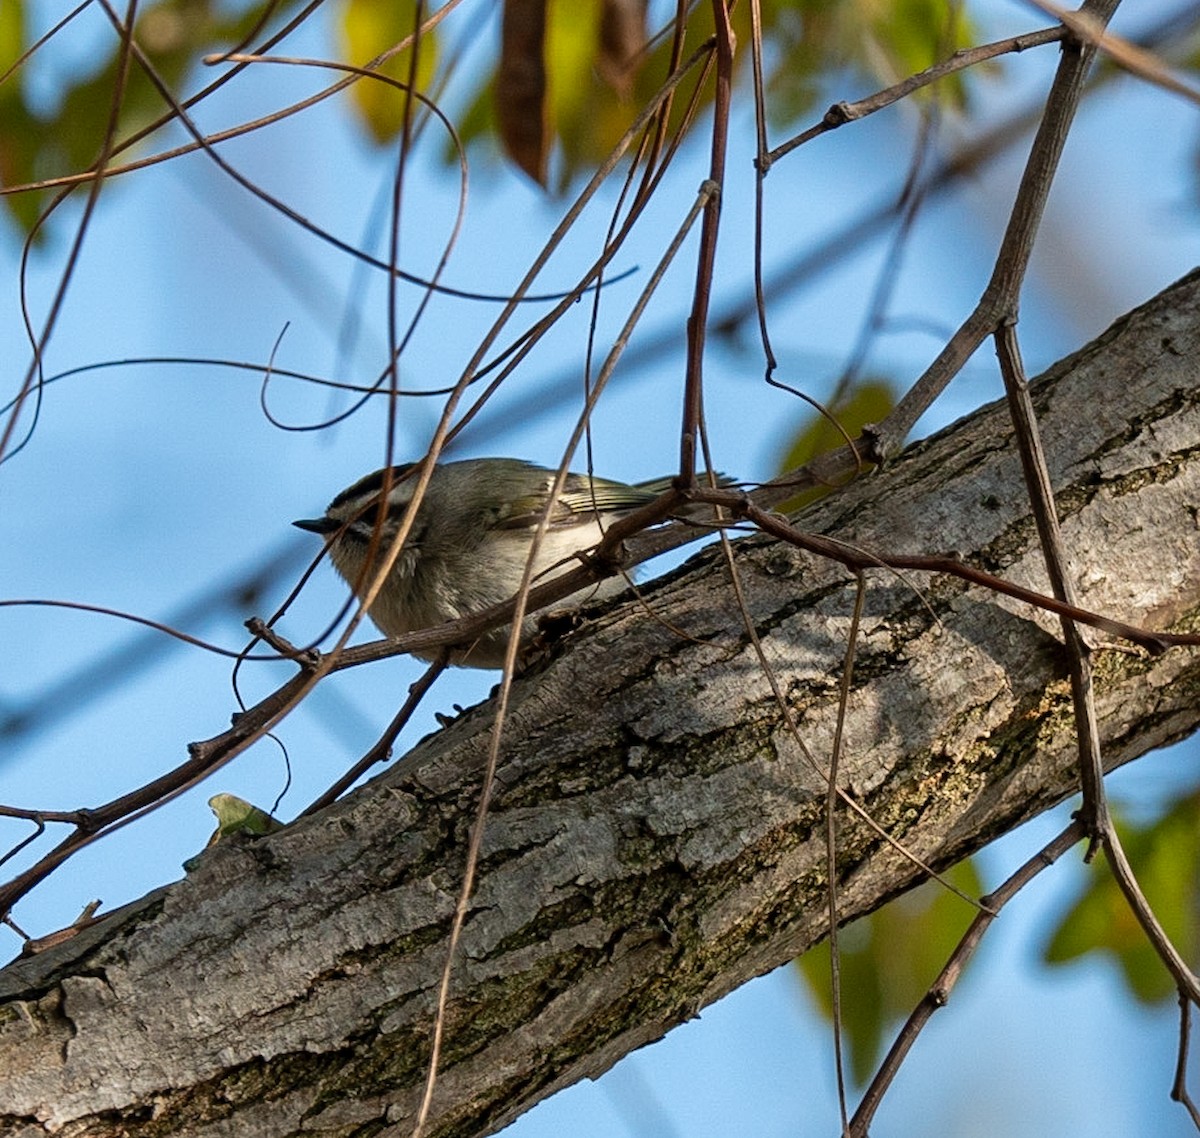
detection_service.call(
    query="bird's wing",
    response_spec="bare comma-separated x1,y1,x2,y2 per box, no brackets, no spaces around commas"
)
496,472,662,530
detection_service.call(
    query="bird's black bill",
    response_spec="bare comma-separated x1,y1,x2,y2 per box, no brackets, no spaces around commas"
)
293,517,340,535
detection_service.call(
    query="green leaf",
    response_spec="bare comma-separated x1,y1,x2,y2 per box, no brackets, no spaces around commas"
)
543,0,604,183
52,0,262,169
0,0,23,76
206,793,284,841
797,857,983,1084
769,0,981,122
1044,795,1200,1004
2,0,287,236
775,377,897,511
0,1,45,233
337,0,439,144
454,0,988,187
183,792,284,870
872,0,975,105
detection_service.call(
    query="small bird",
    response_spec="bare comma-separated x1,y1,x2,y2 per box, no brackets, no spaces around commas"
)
294,457,696,668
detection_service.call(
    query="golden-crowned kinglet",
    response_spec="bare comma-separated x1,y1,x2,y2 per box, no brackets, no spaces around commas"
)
294,457,690,668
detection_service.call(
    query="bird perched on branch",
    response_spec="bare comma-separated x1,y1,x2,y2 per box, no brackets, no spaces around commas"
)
295,457,725,667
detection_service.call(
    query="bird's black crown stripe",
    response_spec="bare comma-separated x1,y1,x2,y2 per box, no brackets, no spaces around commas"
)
328,463,417,510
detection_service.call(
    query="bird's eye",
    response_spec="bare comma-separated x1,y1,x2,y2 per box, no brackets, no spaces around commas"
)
345,503,389,535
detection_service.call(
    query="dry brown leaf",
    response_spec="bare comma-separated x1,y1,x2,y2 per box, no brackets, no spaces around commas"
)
497,0,550,185
597,0,647,97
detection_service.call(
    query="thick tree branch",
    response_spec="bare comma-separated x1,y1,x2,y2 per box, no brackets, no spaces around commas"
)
2,271,1200,1136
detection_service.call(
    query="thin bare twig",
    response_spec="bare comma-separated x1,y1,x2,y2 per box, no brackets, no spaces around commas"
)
709,525,982,911
1172,996,1200,1126
450,8,1197,464
678,0,734,482
707,494,1197,656
988,253,1200,1120
446,38,717,448
747,0,778,382
828,573,868,1134
410,177,721,1138
302,654,448,818
765,25,1065,167
994,324,1107,845
874,0,1123,461
1,0,140,467
1101,815,1200,1004
1024,0,1200,104
849,820,1087,1136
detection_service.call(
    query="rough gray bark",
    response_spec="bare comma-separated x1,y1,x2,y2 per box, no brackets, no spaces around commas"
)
2,270,1199,1136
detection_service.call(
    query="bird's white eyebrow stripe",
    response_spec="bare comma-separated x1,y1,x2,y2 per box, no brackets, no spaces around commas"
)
328,463,415,510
